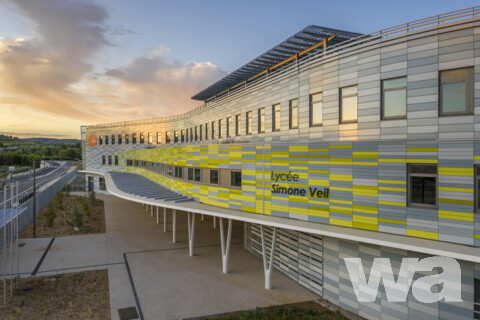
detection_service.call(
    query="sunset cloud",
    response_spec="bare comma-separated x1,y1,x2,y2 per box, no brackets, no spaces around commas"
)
0,0,226,138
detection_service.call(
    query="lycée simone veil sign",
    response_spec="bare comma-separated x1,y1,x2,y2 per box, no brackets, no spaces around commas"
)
270,171,329,198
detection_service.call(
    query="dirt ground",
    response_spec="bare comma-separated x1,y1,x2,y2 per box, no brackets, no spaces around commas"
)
0,270,110,320
20,192,105,238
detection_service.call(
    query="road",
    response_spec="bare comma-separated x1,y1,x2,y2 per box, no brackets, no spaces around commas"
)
0,161,70,207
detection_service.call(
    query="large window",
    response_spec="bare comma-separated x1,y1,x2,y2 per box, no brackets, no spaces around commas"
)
226,117,232,137
273,104,280,131
205,123,209,141
310,92,323,126
174,130,179,143
258,108,265,133
132,133,137,144
194,168,201,182
181,129,185,143
340,85,358,123
246,111,252,135
289,99,298,129
105,135,109,145
99,135,103,145
211,121,215,139
140,133,145,144
235,114,241,136
108,155,112,165
157,132,161,144
118,134,122,145
440,67,473,116
111,134,115,145
165,131,170,144
210,169,219,185
188,168,194,181
219,119,224,138
125,134,129,145
148,132,153,144
231,171,242,187
102,155,105,165
114,156,118,165
382,77,407,119
408,164,437,208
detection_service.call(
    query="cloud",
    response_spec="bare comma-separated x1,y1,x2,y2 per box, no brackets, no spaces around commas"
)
0,0,227,138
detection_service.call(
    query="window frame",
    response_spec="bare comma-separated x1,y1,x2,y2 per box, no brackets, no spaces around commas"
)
439,67,474,117
339,85,358,124
157,132,162,144
227,117,232,137
230,170,242,189
140,133,145,144
235,114,241,136
272,104,280,132
289,99,298,129
246,111,252,135
209,169,219,185
258,107,265,133
475,165,480,213
102,155,105,165
381,77,407,120
407,163,438,209
309,92,323,127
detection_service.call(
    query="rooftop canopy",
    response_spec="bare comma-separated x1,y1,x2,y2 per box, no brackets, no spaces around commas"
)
191,25,362,102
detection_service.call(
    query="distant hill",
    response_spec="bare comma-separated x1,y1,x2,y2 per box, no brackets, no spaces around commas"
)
23,138,81,144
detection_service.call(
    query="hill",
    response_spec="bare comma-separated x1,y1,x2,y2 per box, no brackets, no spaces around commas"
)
23,138,81,144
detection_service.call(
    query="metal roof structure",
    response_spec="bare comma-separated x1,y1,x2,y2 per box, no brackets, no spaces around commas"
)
191,25,362,102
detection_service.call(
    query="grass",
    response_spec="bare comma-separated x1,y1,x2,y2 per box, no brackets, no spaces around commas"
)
20,192,106,238
0,270,110,320
203,301,350,320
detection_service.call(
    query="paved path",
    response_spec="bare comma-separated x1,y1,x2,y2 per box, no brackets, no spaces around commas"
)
14,194,318,320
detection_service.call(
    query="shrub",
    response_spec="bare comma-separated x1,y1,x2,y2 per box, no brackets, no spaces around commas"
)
88,190,96,205
82,199,90,215
44,205,56,228
73,205,83,229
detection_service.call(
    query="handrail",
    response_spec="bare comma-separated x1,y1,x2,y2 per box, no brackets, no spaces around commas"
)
85,6,480,131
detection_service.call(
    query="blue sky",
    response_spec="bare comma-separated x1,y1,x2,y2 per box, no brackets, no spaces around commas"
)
0,0,475,138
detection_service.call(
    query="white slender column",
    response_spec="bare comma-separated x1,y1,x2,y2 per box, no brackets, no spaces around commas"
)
201,214,204,221
145,204,149,212
261,225,278,290
156,207,160,224
163,207,168,232
187,212,195,256
172,209,177,243
219,218,232,273
213,216,217,229
151,205,154,217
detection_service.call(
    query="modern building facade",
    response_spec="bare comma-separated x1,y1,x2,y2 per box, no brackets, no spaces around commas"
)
82,7,480,320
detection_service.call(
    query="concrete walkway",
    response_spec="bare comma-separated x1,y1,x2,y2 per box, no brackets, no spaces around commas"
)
14,194,318,320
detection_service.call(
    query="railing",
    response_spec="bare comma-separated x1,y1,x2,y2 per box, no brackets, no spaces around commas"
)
85,6,480,130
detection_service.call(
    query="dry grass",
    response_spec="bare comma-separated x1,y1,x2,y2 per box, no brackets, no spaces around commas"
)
20,192,105,238
0,270,110,320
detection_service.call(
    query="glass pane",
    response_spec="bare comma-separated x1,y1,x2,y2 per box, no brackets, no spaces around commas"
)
291,107,298,128
231,171,242,187
410,177,436,205
384,89,406,118
312,92,323,103
442,82,466,113
409,165,436,174
383,77,406,90
478,179,480,210
341,96,357,122
188,168,193,180
290,99,298,107
210,170,219,184
342,86,357,96
194,168,201,182
442,68,468,83
312,101,323,125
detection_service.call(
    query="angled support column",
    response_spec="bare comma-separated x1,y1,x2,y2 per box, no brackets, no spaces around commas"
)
187,212,195,256
172,209,177,243
163,207,168,232
261,225,278,290
151,205,154,217
201,214,204,221
213,216,217,229
145,204,149,212
219,218,232,273
156,207,160,224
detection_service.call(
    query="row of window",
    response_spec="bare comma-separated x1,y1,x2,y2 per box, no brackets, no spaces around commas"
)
95,67,473,146
101,155,118,165
126,160,242,189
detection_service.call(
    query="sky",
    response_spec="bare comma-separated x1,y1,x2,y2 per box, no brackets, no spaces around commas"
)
0,0,475,139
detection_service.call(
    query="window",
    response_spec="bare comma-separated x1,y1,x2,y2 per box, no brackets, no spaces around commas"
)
111,134,115,145
235,114,241,136
211,121,215,139
132,133,137,144
167,165,173,176
186,129,189,142
190,128,193,141
382,77,407,119
289,99,298,129
246,111,252,135
174,130,179,143
194,168,201,182
210,169,219,184
310,92,323,126
258,108,265,133
148,132,153,144
188,168,194,181
205,123,209,141
218,119,224,138
194,126,197,141
118,134,122,145
99,135,103,145
227,117,232,137
231,171,242,187
102,155,105,165
340,85,358,123
99,177,106,191
408,164,437,208
140,133,145,144
108,155,112,165
475,278,480,319
157,132,162,144
273,104,280,131
105,135,109,145
199,124,203,141
125,134,129,145
175,166,183,179
181,129,185,143
440,67,473,116
165,131,171,144
476,166,480,213
114,156,118,165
